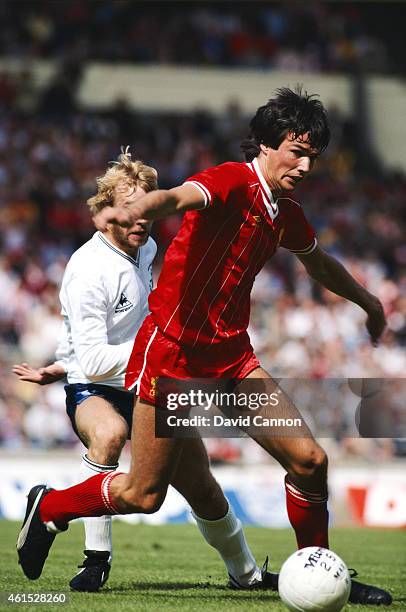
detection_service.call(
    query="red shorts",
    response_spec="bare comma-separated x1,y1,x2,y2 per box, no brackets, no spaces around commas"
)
125,314,260,404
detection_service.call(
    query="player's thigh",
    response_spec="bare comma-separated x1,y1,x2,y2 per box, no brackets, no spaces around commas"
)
241,367,325,472
127,398,185,494
75,396,129,452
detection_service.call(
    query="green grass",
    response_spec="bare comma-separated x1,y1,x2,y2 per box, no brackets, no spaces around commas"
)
1,521,405,611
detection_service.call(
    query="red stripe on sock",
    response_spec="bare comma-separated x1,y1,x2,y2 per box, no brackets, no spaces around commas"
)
40,471,122,525
285,475,329,549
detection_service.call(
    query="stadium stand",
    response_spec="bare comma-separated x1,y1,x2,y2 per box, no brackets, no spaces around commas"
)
0,2,404,73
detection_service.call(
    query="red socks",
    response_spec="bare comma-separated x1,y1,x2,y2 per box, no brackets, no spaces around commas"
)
285,475,329,549
39,469,329,550
40,471,121,525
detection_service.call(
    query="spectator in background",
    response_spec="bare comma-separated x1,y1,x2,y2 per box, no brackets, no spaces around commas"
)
0,3,401,73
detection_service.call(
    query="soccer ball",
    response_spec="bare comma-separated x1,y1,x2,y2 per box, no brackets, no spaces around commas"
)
278,547,351,612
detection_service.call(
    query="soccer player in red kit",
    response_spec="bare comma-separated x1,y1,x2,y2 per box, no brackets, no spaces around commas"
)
18,88,391,605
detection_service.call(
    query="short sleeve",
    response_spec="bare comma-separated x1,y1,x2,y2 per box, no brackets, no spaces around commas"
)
279,198,317,255
183,163,245,209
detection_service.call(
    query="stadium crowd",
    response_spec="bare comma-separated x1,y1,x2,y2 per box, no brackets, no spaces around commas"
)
0,1,404,74
1,0,405,455
0,98,404,456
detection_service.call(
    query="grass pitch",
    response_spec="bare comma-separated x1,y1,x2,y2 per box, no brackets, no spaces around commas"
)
1,521,405,611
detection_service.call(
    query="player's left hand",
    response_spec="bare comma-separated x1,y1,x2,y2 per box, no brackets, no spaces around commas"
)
365,297,386,346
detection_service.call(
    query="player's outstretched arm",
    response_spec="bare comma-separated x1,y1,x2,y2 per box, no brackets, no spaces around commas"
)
297,246,386,346
12,362,66,385
94,184,205,231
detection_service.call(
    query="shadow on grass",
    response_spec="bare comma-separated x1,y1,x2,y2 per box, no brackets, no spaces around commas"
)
114,582,215,591
107,582,278,601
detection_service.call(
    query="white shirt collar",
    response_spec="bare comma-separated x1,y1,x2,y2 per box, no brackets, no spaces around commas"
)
252,157,275,204
97,231,140,266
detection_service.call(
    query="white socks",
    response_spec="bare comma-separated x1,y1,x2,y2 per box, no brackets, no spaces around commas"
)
192,503,261,587
78,454,118,560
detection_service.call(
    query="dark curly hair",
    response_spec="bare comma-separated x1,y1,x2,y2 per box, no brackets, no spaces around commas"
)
241,85,330,161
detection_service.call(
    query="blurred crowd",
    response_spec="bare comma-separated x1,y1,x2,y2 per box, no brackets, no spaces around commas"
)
1,1,404,74
0,98,404,458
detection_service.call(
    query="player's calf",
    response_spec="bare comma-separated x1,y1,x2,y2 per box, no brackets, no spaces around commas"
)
173,470,227,520
117,480,167,514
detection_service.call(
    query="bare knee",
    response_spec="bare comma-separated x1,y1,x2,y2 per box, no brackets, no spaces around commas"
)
88,424,127,465
289,445,328,480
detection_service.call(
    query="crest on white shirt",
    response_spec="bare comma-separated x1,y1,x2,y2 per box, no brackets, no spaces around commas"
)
115,292,134,313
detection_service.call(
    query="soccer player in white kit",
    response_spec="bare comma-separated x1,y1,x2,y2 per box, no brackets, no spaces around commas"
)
15,150,272,594
14,149,158,591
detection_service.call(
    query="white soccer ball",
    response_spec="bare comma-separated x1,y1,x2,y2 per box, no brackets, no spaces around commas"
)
279,547,351,612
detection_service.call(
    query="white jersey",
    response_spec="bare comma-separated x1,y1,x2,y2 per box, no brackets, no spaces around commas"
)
56,231,157,389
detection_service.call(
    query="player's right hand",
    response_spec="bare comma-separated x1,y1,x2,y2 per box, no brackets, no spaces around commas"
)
93,206,134,231
12,363,55,385
365,297,386,347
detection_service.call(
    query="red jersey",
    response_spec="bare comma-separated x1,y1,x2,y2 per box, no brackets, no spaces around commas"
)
149,158,316,348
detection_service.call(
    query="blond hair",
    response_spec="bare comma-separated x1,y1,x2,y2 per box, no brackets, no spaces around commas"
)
87,147,158,216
